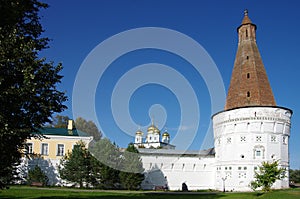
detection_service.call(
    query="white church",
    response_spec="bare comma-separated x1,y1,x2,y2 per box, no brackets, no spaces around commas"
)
134,10,293,191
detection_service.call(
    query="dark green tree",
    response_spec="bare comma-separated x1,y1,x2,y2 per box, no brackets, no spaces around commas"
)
50,115,70,128
75,117,102,141
27,165,48,186
59,141,100,188
119,143,144,190
0,0,67,188
89,138,121,189
290,169,300,184
250,160,286,192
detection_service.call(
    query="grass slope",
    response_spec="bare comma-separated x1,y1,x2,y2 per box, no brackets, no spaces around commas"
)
0,186,299,199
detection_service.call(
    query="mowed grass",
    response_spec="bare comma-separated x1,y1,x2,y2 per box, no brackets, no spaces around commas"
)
0,186,299,199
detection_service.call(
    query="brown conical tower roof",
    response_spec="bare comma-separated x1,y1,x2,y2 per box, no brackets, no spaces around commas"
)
241,9,253,25
225,10,276,110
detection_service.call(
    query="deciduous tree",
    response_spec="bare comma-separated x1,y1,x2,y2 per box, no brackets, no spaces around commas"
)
51,115,70,128
0,0,67,188
250,160,286,192
75,117,102,141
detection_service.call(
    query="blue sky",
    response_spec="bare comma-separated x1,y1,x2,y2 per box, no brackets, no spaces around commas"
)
39,0,300,169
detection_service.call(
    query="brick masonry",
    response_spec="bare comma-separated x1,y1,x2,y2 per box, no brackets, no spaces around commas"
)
225,14,276,110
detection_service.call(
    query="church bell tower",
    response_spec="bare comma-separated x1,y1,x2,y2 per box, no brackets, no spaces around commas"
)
212,10,292,192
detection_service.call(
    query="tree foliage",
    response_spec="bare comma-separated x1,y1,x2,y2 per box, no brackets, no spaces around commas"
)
290,169,300,184
50,115,70,128
0,0,67,188
75,117,102,141
59,139,145,190
59,141,101,188
47,116,102,141
250,160,286,192
119,143,144,190
27,165,48,186
89,138,121,189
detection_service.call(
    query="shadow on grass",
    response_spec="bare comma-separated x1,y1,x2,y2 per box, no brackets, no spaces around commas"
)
255,192,264,197
0,191,226,199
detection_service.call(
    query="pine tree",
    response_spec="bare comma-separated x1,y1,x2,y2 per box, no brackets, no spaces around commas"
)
59,141,100,188
119,143,144,190
89,138,121,189
27,165,48,186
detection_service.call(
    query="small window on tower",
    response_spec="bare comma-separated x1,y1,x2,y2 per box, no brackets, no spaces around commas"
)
240,136,246,142
227,137,232,144
256,136,262,142
256,150,261,157
271,136,276,142
246,29,248,37
247,91,250,97
283,136,287,145
246,56,249,60
247,73,250,78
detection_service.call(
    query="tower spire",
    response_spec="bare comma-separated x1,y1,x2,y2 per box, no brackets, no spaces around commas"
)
225,11,276,110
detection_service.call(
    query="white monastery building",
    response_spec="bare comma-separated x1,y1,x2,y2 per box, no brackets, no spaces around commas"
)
21,11,292,192
134,10,293,191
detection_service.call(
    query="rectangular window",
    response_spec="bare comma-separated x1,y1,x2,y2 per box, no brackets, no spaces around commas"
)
57,144,64,156
25,143,33,154
41,143,48,155
256,150,261,157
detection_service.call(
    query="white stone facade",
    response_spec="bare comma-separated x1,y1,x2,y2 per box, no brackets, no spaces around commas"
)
212,106,292,191
139,148,215,190
137,106,292,191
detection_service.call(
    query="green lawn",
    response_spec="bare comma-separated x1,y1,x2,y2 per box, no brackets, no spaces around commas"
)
0,186,299,199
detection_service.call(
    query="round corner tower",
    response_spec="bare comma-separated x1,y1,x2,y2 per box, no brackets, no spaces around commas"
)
212,10,293,192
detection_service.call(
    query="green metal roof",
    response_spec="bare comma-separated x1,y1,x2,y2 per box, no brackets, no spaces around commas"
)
36,127,90,137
